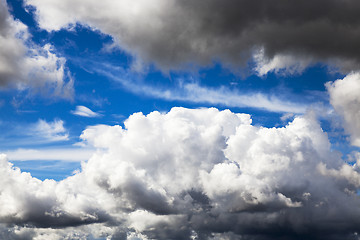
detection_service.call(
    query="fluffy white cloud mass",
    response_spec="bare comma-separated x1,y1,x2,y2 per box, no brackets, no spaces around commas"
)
327,72,360,147
25,0,360,73
1,107,360,239
0,0,73,99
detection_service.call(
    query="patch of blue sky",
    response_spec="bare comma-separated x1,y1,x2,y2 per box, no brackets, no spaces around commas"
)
7,0,37,29
10,160,81,181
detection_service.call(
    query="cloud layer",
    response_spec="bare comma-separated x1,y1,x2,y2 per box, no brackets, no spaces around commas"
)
25,0,360,72
1,107,360,239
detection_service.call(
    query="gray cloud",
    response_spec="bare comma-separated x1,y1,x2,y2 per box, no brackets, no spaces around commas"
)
25,0,360,73
0,0,73,99
1,108,360,239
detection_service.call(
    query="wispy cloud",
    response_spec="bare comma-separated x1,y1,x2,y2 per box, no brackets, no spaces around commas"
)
71,105,102,118
4,147,94,161
32,119,69,142
253,48,313,76
96,64,307,114
0,119,70,148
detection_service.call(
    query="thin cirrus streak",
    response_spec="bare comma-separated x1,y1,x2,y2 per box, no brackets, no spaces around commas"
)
4,147,94,162
96,65,308,114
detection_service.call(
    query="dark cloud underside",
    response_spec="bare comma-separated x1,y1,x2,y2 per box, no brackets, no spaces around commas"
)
27,0,360,71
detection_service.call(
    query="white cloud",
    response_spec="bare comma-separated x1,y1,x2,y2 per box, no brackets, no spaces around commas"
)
0,153,108,231
0,119,71,148
253,48,313,76
1,107,360,239
4,147,94,162
98,64,307,114
71,105,102,118
32,119,69,142
21,44,74,99
0,0,73,99
280,112,295,122
326,72,360,146
176,83,307,113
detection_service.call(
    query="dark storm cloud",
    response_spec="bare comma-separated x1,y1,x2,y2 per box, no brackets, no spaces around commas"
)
172,0,360,70
26,0,360,72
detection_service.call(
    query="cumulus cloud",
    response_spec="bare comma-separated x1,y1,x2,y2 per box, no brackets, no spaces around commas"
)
1,107,360,239
71,105,102,118
0,153,110,229
24,0,360,73
0,0,73,99
327,72,360,147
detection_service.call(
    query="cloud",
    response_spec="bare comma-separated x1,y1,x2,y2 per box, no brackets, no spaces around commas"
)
25,0,360,73
0,153,110,229
31,119,69,142
253,48,313,76
1,107,360,239
71,105,102,118
327,72,360,147
97,64,308,114
157,82,307,113
0,0,73,99
280,112,295,122
0,119,71,148
4,147,94,161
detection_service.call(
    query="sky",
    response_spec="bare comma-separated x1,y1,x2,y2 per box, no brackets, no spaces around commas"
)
1,0,360,239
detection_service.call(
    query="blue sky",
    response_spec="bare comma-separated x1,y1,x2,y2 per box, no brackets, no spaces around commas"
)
2,0,360,239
